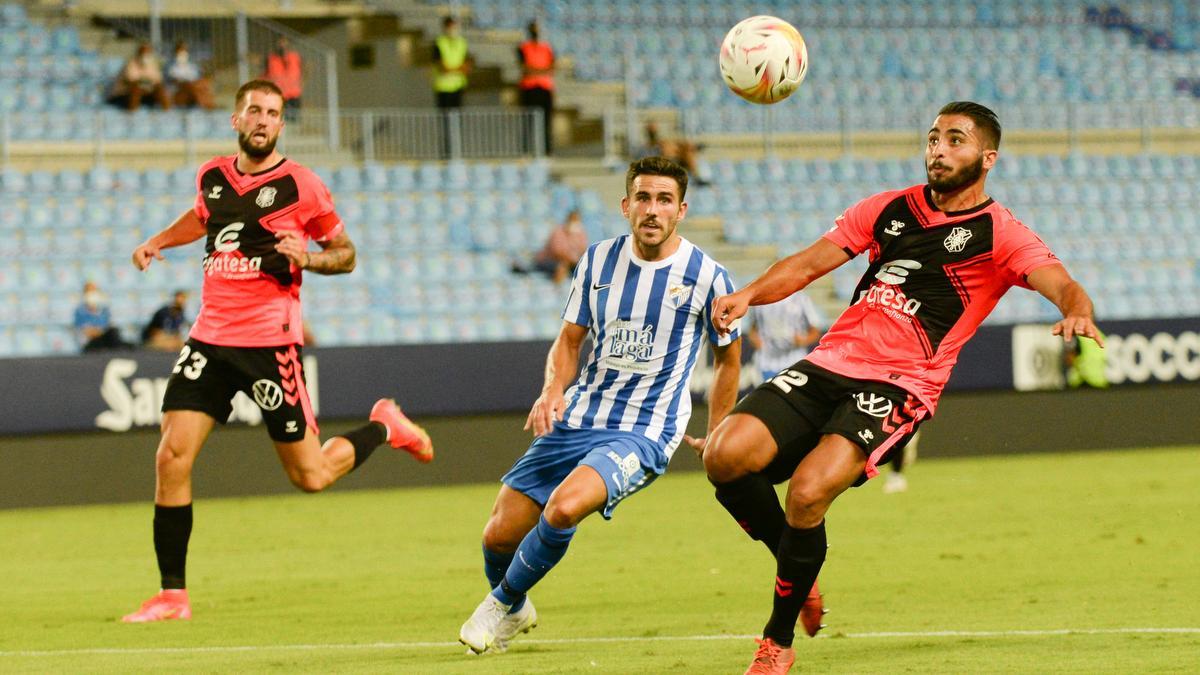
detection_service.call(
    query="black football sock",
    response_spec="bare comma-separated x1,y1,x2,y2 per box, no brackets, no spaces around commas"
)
890,445,904,474
712,473,787,556
763,521,827,648
153,503,193,590
341,422,389,470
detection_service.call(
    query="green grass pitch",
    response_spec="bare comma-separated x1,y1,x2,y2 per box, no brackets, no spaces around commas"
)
1,446,1197,673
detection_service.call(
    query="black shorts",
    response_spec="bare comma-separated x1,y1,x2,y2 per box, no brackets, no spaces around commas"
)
733,361,928,486
161,339,317,442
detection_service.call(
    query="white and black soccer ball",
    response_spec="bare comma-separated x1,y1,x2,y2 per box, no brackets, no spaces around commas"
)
718,15,809,105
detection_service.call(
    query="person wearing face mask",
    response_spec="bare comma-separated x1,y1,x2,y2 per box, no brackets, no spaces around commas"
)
108,42,171,111
74,281,132,352
517,20,555,154
167,41,215,110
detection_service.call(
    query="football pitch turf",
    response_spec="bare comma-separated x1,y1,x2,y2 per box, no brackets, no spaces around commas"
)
1,445,1196,673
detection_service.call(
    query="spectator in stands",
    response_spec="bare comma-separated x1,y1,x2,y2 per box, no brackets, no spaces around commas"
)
433,16,472,158
74,281,132,352
108,42,171,111
636,121,709,186
1065,333,1109,389
141,289,190,352
514,210,589,283
167,41,215,110
264,37,303,119
517,20,555,154
746,289,824,383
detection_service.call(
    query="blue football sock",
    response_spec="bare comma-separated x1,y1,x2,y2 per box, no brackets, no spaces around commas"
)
482,545,524,612
491,515,576,607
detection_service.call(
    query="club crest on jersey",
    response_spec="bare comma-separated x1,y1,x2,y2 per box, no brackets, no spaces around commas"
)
668,282,693,308
944,226,973,253
256,186,277,208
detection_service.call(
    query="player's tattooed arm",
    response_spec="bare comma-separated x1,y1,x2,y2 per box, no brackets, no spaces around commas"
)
275,230,357,275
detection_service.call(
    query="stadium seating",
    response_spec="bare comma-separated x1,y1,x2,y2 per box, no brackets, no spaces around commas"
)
689,153,1200,324
449,0,1200,132
0,3,230,142
0,159,621,357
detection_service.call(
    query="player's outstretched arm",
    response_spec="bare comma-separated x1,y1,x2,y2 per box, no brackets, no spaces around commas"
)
131,209,207,271
276,230,357,275
684,338,742,456
711,238,849,336
524,321,587,437
1027,263,1104,347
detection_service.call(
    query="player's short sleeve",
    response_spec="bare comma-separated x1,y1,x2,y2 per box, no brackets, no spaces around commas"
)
299,170,344,242
822,190,902,258
192,166,210,223
994,212,1060,289
561,246,593,327
703,266,740,346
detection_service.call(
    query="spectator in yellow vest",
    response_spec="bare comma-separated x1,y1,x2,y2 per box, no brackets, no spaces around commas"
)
517,20,555,154
433,16,472,157
433,16,471,109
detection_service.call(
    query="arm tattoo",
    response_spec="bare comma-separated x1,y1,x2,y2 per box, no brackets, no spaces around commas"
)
304,235,357,275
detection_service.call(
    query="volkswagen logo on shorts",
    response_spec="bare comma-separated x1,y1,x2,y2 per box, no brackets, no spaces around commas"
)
252,379,284,411
854,392,893,418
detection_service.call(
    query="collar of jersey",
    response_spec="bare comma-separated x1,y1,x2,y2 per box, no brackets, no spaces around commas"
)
624,234,690,269
920,184,994,218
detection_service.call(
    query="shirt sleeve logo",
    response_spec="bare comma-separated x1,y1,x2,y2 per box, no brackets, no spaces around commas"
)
256,186,278,208
944,226,973,253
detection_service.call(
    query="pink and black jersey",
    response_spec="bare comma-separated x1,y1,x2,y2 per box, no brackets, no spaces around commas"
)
807,184,1060,412
189,155,343,347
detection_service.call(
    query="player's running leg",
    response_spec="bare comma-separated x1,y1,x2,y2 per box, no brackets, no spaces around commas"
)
123,410,215,623
706,413,827,640
273,399,432,493
460,466,604,653
476,485,543,653
704,413,788,555
747,435,863,673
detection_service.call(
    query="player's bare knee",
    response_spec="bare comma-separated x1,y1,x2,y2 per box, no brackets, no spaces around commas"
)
542,499,585,529
784,485,830,528
482,518,520,554
289,471,330,493
155,439,194,477
704,428,756,483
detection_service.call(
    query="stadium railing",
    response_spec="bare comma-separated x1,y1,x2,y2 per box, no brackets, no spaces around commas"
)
104,3,340,150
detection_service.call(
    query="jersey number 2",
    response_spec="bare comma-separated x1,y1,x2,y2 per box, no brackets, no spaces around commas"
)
769,369,809,394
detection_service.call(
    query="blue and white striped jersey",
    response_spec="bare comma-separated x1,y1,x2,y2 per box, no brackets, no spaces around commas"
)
560,234,739,457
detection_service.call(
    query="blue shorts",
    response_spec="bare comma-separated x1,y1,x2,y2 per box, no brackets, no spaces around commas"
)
502,424,670,520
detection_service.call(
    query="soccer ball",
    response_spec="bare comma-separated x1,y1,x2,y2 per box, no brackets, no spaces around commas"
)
718,15,808,105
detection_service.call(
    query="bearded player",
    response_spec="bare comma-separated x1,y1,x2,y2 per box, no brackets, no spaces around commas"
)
121,80,433,623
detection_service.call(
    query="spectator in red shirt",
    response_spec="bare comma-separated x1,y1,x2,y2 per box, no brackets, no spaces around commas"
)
264,37,303,119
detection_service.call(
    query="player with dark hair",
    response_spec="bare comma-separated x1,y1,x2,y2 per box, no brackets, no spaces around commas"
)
457,156,742,654
702,101,1102,674
121,79,433,623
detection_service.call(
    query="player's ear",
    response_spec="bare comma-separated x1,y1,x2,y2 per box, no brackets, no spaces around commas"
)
620,196,630,218
982,148,998,171
677,199,688,221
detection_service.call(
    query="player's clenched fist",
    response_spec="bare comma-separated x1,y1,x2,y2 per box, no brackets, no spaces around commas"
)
524,389,565,437
132,242,164,271
274,230,309,269
711,291,750,336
